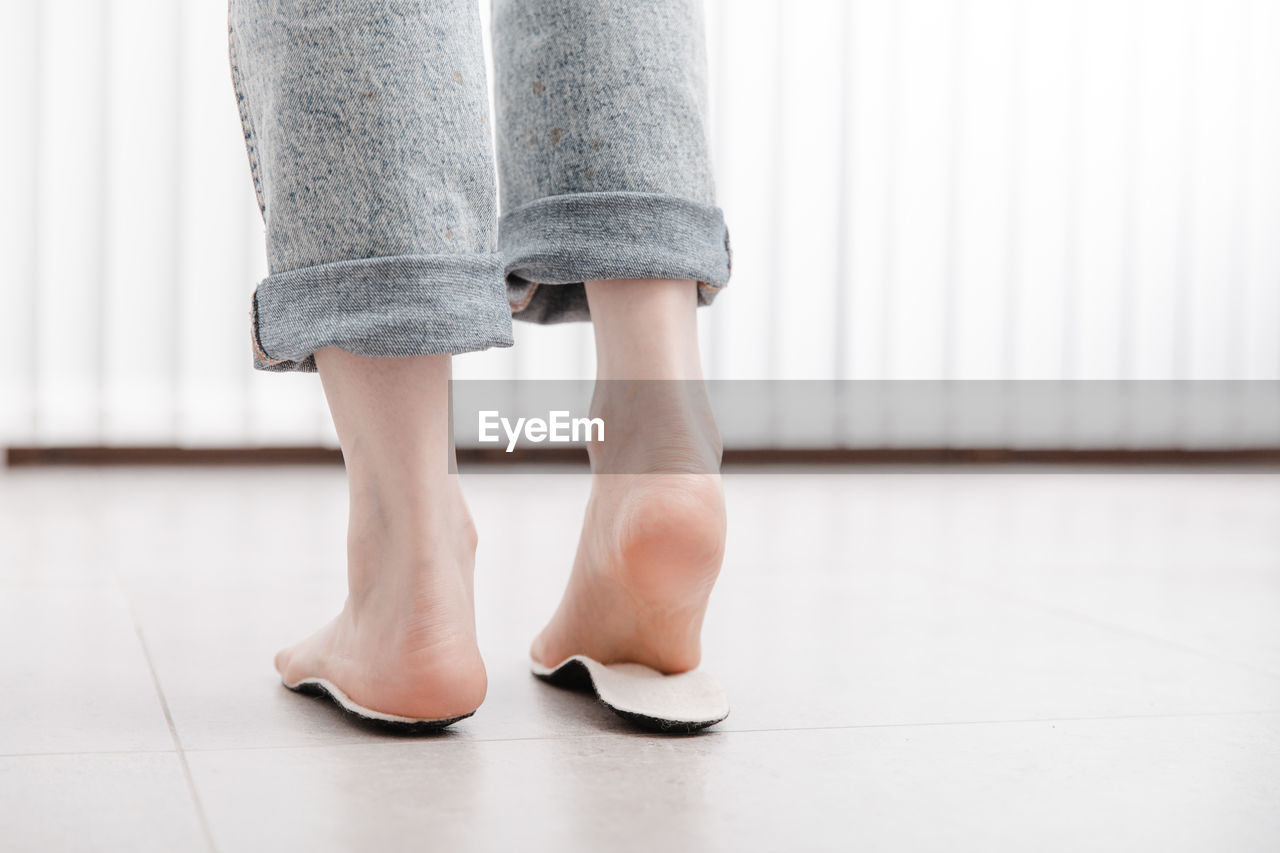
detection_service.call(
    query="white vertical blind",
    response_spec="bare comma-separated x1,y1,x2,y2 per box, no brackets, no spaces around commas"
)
1,0,1278,449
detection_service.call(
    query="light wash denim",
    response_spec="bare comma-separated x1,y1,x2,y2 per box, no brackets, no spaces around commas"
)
228,0,732,373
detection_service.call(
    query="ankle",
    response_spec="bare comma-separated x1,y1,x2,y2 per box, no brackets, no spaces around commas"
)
588,383,722,474
586,278,703,381
343,473,477,596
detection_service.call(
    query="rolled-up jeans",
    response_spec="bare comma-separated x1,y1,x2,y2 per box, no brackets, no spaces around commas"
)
228,0,733,372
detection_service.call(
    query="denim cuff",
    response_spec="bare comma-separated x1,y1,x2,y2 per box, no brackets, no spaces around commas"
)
498,191,733,324
250,254,514,373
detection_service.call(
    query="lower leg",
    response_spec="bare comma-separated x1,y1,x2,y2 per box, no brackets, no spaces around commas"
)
589,277,704,380
274,347,486,719
531,279,727,674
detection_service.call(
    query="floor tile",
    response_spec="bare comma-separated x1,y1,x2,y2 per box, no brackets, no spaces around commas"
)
856,470,1280,675
0,752,206,852
703,561,1280,732
131,563,1280,749
0,469,123,585
121,467,1280,748
0,585,174,755
6,463,1279,853
186,712,1280,853
127,580,639,751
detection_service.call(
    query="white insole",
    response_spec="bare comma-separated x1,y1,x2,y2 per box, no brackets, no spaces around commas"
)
531,655,730,731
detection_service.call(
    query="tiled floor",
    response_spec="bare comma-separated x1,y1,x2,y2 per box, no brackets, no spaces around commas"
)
1,464,1278,851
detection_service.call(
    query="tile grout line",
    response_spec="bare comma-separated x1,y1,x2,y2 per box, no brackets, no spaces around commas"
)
5,705,1278,761
161,707,1280,756
709,707,1280,738
122,595,220,853
7,704,1278,761
0,748,180,760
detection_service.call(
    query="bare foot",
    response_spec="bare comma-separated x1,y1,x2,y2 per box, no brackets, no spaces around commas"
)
273,481,486,720
531,278,726,674
275,349,486,721
531,471,725,674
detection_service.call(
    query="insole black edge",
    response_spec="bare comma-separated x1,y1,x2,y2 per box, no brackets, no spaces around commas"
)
286,680,474,735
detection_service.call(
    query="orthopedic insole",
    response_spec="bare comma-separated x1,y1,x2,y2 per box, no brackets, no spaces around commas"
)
283,677,474,733
531,655,730,733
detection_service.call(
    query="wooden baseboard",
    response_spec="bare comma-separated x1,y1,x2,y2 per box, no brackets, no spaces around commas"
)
5,445,1279,467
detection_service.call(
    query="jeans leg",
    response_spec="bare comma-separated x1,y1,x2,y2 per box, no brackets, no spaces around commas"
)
491,0,733,324
228,0,513,372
